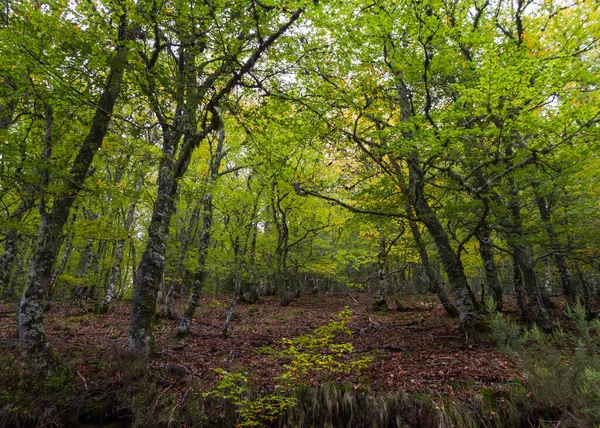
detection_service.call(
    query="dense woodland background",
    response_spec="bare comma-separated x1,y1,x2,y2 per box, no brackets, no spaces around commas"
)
1,0,600,426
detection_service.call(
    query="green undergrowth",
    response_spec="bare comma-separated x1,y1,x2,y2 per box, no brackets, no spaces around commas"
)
486,301,600,427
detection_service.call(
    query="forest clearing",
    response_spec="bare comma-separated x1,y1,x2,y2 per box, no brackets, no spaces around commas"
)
1,0,600,426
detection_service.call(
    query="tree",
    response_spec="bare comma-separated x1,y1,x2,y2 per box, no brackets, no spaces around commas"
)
127,1,305,354
6,0,135,373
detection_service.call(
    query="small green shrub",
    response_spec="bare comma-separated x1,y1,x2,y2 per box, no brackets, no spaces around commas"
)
489,303,600,426
205,308,372,426
266,307,372,388
203,369,296,427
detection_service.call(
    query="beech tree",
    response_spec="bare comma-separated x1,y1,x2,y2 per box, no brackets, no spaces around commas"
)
126,0,306,354
1,0,599,375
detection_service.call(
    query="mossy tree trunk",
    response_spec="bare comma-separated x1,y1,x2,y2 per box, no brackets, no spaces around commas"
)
408,159,479,333
18,20,131,373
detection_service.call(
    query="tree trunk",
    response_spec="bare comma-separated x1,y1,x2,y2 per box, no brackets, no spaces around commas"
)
18,19,131,374
388,155,458,318
52,237,73,299
177,117,226,335
373,224,390,311
100,201,135,313
0,199,33,291
476,221,503,311
512,257,528,319
178,193,213,336
128,9,303,354
73,240,93,307
535,195,577,307
506,183,554,331
409,220,458,317
7,244,28,299
512,243,553,331
408,159,478,333
170,205,200,296
128,131,179,353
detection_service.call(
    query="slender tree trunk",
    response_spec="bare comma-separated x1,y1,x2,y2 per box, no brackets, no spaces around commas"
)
388,155,458,317
0,199,33,291
409,220,458,317
221,278,242,338
535,195,577,307
7,245,28,299
386,83,461,318
506,183,553,331
51,237,73,298
373,224,389,311
544,259,553,294
88,240,106,300
512,257,528,319
73,240,93,307
171,205,200,290
177,114,226,334
511,243,553,331
128,130,180,353
0,231,22,292
163,204,201,318
178,193,213,336
128,9,302,354
476,221,503,311
100,201,135,313
129,41,204,353
18,19,131,374
575,265,594,315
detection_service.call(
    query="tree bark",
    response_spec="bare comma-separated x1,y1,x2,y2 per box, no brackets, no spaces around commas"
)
177,121,226,335
52,236,73,298
408,219,458,317
177,192,213,336
373,224,390,311
18,18,131,374
388,153,458,317
535,195,577,307
512,257,529,319
506,188,554,331
128,127,182,353
0,201,31,291
408,159,478,333
476,221,503,311
100,201,135,313
128,7,303,353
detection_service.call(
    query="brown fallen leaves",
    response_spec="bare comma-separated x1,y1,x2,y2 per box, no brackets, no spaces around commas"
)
0,293,520,404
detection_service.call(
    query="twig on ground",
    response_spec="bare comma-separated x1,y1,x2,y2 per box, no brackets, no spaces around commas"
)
152,385,173,414
76,370,88,390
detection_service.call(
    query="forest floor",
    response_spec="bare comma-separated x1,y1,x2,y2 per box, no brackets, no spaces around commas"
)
0,292,521,404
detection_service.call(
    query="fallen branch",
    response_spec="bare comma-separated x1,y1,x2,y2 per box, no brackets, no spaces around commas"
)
368,316,389,329
76,370,88,390
347,293,369,313
352,345,407,354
